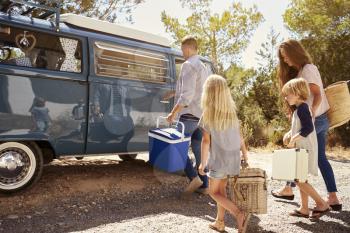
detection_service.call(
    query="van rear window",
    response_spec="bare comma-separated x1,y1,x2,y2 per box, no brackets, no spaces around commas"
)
94,41,168,83
0,24,82,73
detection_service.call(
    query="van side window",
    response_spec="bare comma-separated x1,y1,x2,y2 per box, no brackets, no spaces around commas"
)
94,41,168,83
0,24,82,73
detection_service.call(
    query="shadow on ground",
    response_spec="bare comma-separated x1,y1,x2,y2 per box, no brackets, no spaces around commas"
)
0,156,349,233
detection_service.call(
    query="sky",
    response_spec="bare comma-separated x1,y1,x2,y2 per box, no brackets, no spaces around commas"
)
125,0,293,69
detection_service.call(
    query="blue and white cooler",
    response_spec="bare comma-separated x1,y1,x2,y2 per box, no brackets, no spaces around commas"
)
148,117,191,172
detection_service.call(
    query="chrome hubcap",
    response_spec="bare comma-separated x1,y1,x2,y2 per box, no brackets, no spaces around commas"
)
0,148,30,185
0,152,24,170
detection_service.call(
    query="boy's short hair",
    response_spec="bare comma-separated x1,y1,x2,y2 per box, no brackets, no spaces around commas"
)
181,35,198,50
282,77,310,101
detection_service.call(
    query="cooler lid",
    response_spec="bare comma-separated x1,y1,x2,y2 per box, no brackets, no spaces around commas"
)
149,128,189,140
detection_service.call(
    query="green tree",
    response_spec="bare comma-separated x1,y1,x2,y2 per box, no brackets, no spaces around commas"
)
284,0,350,39
59,0,144,23
225,64,267,145
226,29,289,146
161,0,263,73
284,0,350,146
252,28,281,122
284,0,350,86
1,0,144,23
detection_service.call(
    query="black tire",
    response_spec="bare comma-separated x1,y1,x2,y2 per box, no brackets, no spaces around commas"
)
0,142,43,194
118,154,137,161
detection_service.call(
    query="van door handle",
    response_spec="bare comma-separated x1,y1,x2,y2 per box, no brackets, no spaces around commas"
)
160,100,170,104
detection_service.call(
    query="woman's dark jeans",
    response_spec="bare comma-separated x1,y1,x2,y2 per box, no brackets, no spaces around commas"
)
315,113,337,192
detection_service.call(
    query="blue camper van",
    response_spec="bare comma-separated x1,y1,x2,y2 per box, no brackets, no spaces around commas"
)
0,1,214,192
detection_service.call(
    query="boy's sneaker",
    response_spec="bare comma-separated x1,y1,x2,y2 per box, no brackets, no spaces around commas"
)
183,176,203,194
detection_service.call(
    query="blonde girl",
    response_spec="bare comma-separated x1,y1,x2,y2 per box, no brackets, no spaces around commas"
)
198,74,249,233
282,78,330,220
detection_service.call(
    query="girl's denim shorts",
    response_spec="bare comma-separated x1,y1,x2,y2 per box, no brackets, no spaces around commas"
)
208,170,237,179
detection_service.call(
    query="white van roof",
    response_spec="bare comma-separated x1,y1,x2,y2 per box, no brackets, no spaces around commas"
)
60,14,171,47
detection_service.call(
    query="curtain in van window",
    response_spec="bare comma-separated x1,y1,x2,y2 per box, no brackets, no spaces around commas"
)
0,24,82,73
13,56,32,67
59,38,79,73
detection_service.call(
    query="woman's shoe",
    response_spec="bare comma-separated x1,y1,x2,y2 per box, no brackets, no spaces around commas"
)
330,204,342,211
209,220,225,232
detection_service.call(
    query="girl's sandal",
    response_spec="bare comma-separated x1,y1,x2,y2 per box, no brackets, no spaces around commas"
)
209,220,225,232
238,213,251,233
289,209,309,218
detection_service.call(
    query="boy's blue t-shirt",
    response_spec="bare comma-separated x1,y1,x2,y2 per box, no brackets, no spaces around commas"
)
296,102,314,137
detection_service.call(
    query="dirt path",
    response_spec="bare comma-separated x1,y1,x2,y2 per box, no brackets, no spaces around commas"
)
0,152,349,233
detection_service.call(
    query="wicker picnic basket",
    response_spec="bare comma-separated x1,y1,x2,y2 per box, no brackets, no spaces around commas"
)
228,167,267,214
325,81,350,129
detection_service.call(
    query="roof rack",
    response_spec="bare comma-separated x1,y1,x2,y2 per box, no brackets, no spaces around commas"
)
2,0,61,31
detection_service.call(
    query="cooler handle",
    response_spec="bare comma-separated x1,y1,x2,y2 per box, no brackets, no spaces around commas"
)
156,116,185,140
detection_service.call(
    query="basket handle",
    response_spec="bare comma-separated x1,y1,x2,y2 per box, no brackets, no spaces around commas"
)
325,80,350,89
241,159,249,169
156,116,185,140
231,176,245,201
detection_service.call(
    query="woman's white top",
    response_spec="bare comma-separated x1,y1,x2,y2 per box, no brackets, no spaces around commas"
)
298,64,330,117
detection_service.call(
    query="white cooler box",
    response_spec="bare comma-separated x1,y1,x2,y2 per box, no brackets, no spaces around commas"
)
272,148,308,182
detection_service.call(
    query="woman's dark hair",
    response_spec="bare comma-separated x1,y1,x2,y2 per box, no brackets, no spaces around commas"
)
277,39,313,114
277,39,312,89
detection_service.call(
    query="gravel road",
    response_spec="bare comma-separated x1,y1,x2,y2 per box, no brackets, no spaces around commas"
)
0,152,349,233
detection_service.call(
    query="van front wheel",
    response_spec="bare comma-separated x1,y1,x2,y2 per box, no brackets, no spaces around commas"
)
0,142,43,193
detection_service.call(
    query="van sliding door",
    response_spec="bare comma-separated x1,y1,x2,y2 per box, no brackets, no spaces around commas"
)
86,40,173,154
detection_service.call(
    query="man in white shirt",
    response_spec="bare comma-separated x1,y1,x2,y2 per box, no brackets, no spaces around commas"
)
166,36,210,194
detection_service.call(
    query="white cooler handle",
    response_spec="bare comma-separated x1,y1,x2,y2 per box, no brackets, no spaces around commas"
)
156,116,185,140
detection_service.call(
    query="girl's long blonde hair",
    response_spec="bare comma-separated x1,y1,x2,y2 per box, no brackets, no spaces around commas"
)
201,74,238,131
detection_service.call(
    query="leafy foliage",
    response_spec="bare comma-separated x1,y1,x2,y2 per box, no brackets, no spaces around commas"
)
161,0,263,73
1,0,144,23
227,29,288,146
284,0,350,146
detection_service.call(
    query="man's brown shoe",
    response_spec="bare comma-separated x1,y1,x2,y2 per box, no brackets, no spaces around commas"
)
183,176,203,194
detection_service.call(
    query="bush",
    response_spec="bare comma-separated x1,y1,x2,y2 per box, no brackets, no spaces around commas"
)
268,117,290,146
238,102,268,147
